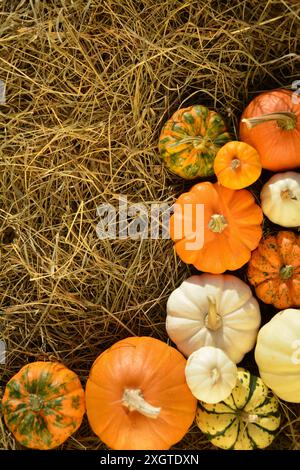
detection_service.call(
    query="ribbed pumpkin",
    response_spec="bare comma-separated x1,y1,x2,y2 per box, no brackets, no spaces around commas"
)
85,336,197,450
240,89,300,171
169,181,263,273
1,362,85,450
248,231,300,309
159,105,231,179
196,369,281,450
214,141,261,189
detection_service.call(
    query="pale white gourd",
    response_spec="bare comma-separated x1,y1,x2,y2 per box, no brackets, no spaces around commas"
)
260,172,300,227
185,346,237,403
166,274,261,364
255,308,300,402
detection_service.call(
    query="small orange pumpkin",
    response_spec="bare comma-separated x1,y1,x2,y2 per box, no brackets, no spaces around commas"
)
248,231,300,309
2,362,85,450
214,141,261,189
169,181,263,273
85,336,197,450
240,89,300,171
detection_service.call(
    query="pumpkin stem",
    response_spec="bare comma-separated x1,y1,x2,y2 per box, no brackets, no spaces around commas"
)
205,297,222,331
242,112,296,131
208,214,228,233
231,158,241,169
122,389,161,419
280,265,294,280
281,189,298,201
211,368,220,384
241,412,258,424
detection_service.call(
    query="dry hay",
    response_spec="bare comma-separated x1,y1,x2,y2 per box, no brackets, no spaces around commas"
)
0,0,300,450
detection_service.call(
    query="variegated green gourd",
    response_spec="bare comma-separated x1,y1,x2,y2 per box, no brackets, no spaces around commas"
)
196,369,281,450
159,105,231,179
1,361,85,450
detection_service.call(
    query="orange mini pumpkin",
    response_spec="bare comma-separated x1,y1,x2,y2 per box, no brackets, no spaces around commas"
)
2,361,85,450
169,181,263,273
85,336,197,450
240,89,300,171
214,141,261,189
248,231,300,309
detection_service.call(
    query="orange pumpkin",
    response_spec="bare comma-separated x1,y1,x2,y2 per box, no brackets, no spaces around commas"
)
169,181,263,273
85,336,197,450
214,141,261,189
248,231,300,309
2,362,85,450
240,89,300,171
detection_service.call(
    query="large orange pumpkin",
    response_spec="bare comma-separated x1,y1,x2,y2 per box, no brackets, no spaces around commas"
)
248,231,300,309
169,181,263,273
2,362,85,450
240,89,300,171
85,336,197,450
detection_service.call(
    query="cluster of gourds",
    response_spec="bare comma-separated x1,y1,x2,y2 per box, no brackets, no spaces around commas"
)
1,89,300,451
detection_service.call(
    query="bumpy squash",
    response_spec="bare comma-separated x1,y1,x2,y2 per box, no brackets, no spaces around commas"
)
159,105,231,179
2,362,85,450
248,231,300,309
196,369,281,450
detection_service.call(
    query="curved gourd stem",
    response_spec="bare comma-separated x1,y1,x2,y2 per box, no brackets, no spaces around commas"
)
122,389,161,419
242,112,296,131
205,297,222,331
281,189,298,201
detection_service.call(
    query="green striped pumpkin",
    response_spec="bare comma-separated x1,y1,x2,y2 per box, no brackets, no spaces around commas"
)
196,369,281,450
159,105,231,179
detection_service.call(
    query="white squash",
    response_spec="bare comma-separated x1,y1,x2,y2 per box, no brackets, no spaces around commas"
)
260,172,300,227
166,273,261,364
255,308,300,402
185,346,237,403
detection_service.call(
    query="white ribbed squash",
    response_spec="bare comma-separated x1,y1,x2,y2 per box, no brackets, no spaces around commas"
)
166,274,261,364
185,347,237,403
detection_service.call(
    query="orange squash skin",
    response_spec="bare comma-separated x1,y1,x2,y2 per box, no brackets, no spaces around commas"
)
169,181,263,274
85,336,197,450
214,141,261,189
240,89,300,171
247,231,300,309
2,361,85,450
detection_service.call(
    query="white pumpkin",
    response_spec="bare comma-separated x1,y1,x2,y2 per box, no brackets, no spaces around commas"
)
185,346,237,403
260,172,300,227
166,274,261,364
255,308,300,402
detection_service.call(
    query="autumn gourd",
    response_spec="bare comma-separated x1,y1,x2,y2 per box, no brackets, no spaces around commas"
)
248,231,300,309
85,336,197,450
169,181,263,273
260,172,300,227
255,309,300,402
1,362,85,450
166,274,261,363
240,89,300,171
196,369,281,450
159,105,231,179
214,141,261,189
185,347,237,403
